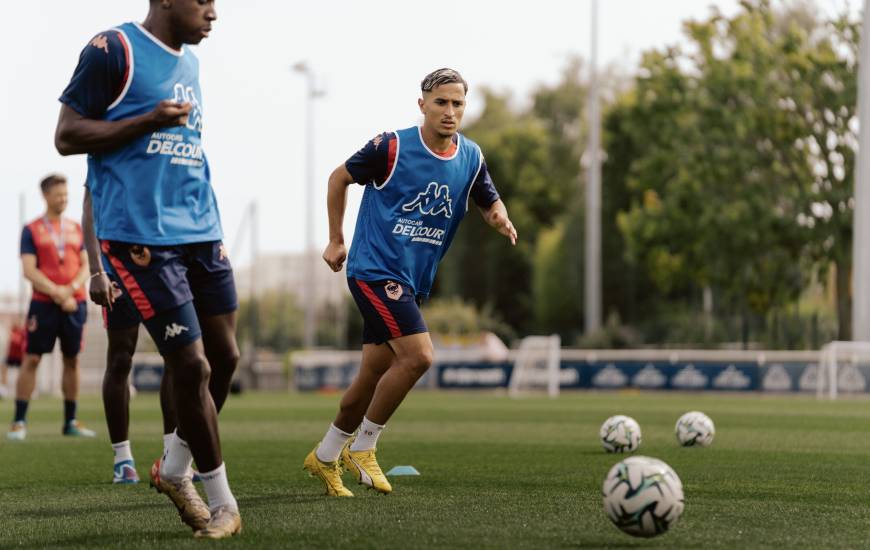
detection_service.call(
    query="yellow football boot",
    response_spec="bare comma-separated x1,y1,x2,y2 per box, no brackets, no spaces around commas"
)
341,444,392,494
149,458,210,531
303,446,354,497
195,506,242,539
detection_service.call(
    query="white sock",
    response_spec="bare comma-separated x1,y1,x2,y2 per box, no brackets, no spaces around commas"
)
162,433,173,456
112,440,133,464
160,430,193,482
315,424,353,462
200,463,238,512
350,417,384,452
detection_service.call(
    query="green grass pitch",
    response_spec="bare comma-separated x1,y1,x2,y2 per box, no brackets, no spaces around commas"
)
2,390,869,548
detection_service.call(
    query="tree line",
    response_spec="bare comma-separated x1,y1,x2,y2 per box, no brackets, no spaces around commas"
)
437,0,858,349
239,0,859,352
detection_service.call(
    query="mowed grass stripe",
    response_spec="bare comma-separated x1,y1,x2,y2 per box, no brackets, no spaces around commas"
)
1,391,870,548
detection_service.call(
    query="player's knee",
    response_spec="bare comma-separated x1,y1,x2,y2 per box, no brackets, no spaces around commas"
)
21,357,40,372
402,349,434,379
106,351,133,377
173,354,212,388
222,344,241,372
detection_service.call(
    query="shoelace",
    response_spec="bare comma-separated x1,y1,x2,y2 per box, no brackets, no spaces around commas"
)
357,452,384,476
319,460,346,492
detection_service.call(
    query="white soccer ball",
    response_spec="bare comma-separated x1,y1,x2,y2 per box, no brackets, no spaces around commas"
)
675,411,715,447
602,456,685,538
599,415,641,453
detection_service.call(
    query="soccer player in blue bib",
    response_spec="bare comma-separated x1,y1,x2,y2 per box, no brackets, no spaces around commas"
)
55,0,240,538
83,189,201,487
304,68,517,496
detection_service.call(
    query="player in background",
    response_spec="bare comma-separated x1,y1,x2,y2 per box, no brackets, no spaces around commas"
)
304,68,517,496
7,174,94,441
2,323,26,400
55,0,240,538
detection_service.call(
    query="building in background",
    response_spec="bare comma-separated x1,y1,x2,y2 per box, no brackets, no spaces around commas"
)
233,252,348,307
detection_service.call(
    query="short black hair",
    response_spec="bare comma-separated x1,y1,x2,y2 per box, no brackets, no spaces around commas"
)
39,173,67,194
421,68,468,94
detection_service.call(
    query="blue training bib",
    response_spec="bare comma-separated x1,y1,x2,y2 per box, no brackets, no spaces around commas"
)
87,22,222,246
347,126,482,296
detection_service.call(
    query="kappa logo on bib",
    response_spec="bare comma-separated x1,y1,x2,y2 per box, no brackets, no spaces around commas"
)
130,245,152,267
385,281,403,300
172,83,203,132
402,182,453,219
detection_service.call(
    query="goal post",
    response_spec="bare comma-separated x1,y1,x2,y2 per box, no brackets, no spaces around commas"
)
817,341,870,399
509,335,562,398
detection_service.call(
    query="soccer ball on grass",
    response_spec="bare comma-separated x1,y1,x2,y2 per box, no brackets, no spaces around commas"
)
599,415,641,453
674,411,715,447
602,456,684,538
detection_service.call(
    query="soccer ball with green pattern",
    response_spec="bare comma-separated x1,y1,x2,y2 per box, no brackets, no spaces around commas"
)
675,411,715,447
602,456,685,538
599,415,641,453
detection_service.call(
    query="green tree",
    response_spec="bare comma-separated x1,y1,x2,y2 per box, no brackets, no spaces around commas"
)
613,0,859,342
435,90,555,333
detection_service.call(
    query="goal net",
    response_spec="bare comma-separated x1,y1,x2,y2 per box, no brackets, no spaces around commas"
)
508,335,561,398
817,341,870,399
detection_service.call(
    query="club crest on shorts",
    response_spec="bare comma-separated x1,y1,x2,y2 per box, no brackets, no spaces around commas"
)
27,315,37,333
385,281,403,300
130,245,151,267
218,243,229,262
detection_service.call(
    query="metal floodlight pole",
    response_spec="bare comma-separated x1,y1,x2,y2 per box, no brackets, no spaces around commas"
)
853,0,870,341
293,62,324,349
249,201,259,350
19,192,26,319
584,0,602,335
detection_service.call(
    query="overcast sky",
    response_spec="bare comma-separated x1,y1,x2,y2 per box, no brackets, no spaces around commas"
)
0,0,859,296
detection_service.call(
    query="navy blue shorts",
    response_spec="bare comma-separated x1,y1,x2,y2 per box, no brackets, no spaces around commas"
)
26,300,87,357
100,240,238,354
348,279,427,345
101,288,141,331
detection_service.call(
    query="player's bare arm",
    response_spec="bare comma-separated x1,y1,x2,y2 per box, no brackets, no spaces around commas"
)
480,199,517,245
82,190,114,308
55,101,192,156
21,254,63,302
322,164,355,272
64,250,90,313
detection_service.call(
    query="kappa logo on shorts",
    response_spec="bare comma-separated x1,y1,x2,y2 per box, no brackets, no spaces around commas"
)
164,323,189,341
385,281,403,301
27,315,37,333
129,245,151,267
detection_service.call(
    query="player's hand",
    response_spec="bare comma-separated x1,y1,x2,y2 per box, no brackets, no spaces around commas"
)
61,296,78,313
489,211,517,246
89,273,116,309
322,241,347,272
52,285,73,303
150,100,193,128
